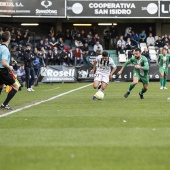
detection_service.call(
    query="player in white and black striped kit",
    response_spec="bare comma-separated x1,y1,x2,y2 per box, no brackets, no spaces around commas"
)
90,51,117,100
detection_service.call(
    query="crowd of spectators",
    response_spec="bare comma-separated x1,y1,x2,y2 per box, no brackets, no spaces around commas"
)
0,25,107,68
1,25,170,68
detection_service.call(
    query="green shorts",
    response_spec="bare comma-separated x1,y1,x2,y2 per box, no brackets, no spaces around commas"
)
133,70,149,85
159,67,168,75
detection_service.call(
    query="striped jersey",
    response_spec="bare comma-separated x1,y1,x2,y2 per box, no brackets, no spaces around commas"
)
95,55,116,74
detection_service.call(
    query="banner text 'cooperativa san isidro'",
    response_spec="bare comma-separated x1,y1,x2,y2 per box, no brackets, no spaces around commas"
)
89,3,135,14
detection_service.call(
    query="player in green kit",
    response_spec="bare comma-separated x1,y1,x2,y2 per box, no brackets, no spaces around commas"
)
158,48,170,89
117,48,149,99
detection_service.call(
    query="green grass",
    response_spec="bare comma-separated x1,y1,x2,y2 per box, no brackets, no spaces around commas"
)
0,82,170,170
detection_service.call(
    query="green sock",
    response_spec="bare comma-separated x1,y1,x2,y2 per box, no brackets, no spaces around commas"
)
160,77,164,87
163,78,167,87
140,88,147,95
128,84,135,92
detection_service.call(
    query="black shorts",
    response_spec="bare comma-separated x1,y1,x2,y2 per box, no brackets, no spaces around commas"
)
0,68,15,86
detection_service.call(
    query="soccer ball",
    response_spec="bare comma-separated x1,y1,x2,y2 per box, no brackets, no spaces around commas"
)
95,91,104,100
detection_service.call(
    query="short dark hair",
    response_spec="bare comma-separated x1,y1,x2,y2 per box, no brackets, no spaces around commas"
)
102,51,109,57
1,31,10,42
134,48,141,53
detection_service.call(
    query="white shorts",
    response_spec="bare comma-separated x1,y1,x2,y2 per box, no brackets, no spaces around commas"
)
94,72,109,84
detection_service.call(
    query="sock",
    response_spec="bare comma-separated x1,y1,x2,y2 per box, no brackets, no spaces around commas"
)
128,84,136,92
3,88,17,106
140,88,147,95
0,88,2,95
160,77,164,87
163,78,167,87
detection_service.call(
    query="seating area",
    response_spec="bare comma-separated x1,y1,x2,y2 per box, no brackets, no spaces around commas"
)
118,42,159,65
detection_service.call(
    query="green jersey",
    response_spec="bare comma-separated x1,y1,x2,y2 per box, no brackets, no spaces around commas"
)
123,55,149,84
158,54,170,69
123,55,149,77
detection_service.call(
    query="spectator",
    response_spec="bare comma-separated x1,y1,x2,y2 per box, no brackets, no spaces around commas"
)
46,49,53,65
36,40,44,51
75,33,83,47
125,38,132,50
57,37,64,51
93,33,102,45
60,48,69,66
10,28,16,43
139,29,147,43
117,35,126,54
131,30,139,43
55,28,65,41
110,25,118,49
32,54,41,77
162,34,169,43
85,34,94,46
142,47,151,66
93,41,103,55
80,29,87,44
53,47,61,65
16,28,22,44
49,37,58,49
39,47,47,65
103,26,110,50
64,28,72,41
163,37,170,47
23,29,30,45
43,37,51,51
146,33,155,46
23,43,36,92
73,47,83,66
124,26,132,40
82,43,89,55
155,36,164,48
10,45,17,59
71,27,79,41
16,44,24,63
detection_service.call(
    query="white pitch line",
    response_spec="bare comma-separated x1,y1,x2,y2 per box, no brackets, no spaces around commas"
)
44,87,60,91
0,83,92,118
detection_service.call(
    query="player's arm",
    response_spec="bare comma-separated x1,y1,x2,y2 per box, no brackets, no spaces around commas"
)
1,59,13,71
90,60,97,74
109,66,117,80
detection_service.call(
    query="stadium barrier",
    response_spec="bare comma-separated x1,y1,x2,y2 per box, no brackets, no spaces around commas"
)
39,65,169,83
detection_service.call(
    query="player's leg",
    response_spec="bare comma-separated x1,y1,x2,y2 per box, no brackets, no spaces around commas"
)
139,76,149,99
124,73,139,98
1,73,19,110
92,73,102,100
139,84,148,99
159,68,164,89
99,74,109,92
93,73,102,89
163,69,168,89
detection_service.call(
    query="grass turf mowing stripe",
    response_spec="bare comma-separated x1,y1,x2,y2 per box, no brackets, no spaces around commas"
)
0,83,92,118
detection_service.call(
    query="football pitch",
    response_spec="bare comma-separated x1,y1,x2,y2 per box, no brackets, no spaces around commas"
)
0,82,170,170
